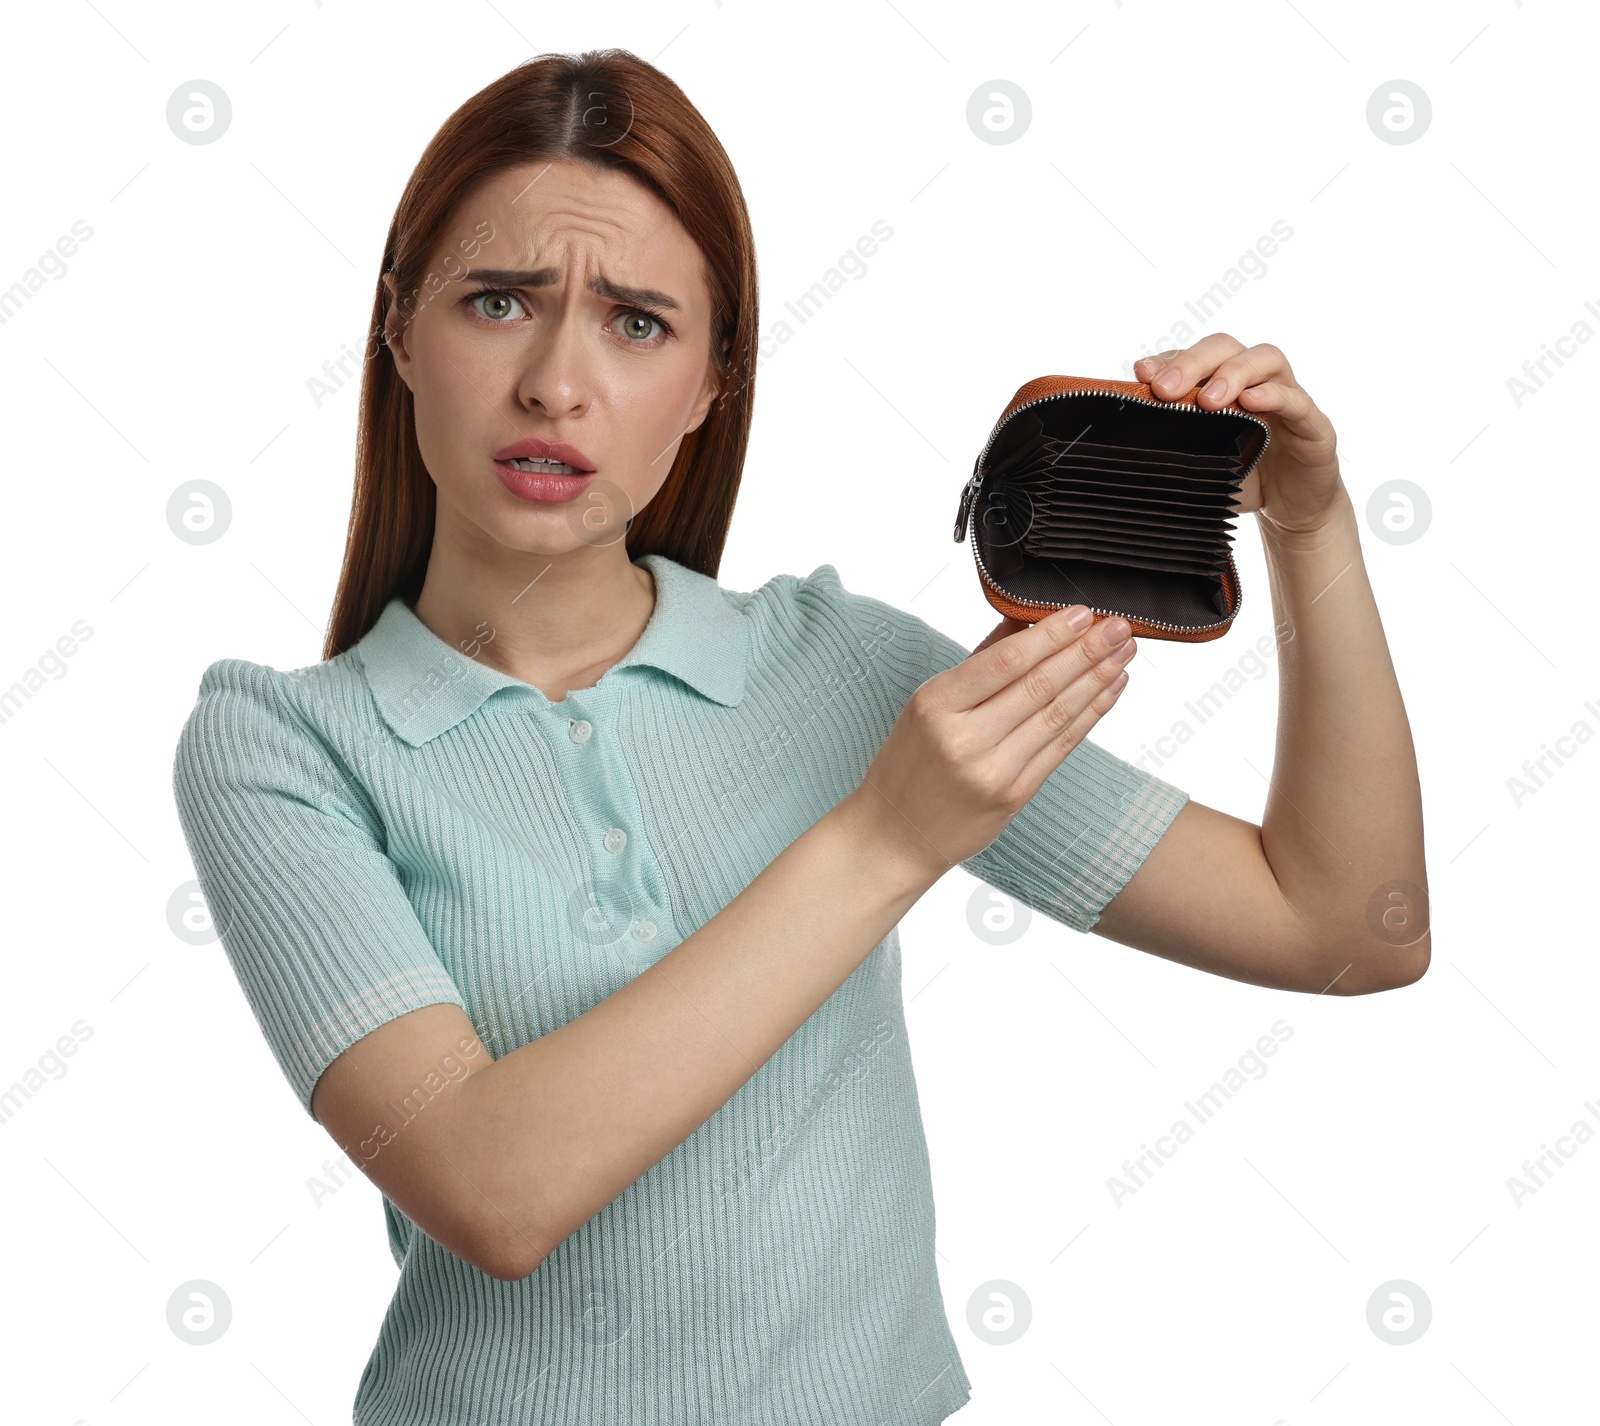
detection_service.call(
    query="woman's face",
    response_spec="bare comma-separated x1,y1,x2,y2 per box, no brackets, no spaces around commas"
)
383,158,723,556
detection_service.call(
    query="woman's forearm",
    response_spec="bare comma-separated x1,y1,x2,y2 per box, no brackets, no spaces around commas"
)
457,791,936,1280
1256,482,1430,984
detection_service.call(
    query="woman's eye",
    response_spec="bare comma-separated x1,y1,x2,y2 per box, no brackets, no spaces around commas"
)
463,289,669,344
614,310,670,344
470,289,524,322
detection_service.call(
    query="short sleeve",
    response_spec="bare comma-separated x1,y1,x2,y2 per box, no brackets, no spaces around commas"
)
815,564,1190,934
172,659,468,1120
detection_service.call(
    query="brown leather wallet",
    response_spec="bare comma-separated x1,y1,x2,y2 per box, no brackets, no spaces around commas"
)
953,374,1271,641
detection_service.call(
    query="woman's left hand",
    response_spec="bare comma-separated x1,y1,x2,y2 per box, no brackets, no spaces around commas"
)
1135,333,1343,540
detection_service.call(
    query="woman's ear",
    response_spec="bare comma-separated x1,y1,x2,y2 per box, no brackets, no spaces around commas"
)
692,335,741,429
380,272,414,391
684,343,730,436
684,383,716,436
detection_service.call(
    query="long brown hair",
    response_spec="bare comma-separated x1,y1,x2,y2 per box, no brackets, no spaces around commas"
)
322,49,760,659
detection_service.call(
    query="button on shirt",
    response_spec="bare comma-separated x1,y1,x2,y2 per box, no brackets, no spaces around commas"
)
171,552,1188,1426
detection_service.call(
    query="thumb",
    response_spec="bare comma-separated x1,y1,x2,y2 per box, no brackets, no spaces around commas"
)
972,615,1030,655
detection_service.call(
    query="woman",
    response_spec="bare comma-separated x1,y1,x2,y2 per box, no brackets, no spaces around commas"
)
172,48,1429,1426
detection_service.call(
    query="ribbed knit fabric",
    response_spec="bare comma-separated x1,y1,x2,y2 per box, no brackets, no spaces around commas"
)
171,552,1189,1426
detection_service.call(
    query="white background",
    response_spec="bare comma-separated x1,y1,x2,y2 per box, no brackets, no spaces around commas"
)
3,1,1596,1422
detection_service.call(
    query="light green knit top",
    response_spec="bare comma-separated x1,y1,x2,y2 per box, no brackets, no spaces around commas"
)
171,552,1188,1425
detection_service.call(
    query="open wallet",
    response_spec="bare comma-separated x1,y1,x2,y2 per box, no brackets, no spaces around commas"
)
953,374,1272,642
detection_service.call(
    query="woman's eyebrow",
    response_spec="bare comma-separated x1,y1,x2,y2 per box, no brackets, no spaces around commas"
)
462,267,681,312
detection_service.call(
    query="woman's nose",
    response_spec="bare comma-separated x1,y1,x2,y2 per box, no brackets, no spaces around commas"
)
513,311,593,413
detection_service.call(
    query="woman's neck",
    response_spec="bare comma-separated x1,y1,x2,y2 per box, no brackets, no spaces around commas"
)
412,541,655,704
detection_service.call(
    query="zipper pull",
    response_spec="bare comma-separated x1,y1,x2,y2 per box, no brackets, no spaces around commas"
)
953,469,982,543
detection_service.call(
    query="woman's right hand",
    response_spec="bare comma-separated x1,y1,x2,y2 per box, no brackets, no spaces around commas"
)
843,605,1138,891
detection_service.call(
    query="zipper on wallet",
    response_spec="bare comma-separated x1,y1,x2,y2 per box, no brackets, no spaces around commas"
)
953,464,982,544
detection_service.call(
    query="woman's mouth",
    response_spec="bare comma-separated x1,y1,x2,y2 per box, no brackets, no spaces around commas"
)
492,457,596,503
504,456,586,476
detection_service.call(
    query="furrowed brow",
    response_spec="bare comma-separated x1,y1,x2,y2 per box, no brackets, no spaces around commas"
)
463,268,681,312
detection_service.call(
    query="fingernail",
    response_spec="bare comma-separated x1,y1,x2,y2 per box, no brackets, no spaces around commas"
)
1064,604,1093,629
1103,617,1131,643
1203,377,1227,402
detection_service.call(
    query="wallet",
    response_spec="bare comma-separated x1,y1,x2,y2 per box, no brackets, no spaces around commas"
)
953,374,1271,642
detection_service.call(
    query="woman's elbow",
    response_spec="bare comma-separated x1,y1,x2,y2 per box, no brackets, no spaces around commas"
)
1320,934,1431,995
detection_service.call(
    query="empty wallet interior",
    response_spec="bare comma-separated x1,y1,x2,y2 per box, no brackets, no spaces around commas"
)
973,395,1267,628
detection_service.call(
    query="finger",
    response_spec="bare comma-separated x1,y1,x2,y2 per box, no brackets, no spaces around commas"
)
978,614,1135,748
1011,657,1132,798
928,603,1098,713
1134,352,1179,379
1138,332,1250,401
972,616,1030,655
1186,342,1295,410
1235,377,1336,453
1138,333,1249,395
1138,341,1294,400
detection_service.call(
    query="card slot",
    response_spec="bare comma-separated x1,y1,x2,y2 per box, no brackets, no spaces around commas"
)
1025,528,1227,562
1030,483,1241,515
1015,555,1231,625
1034,518,1230,549
1025,503,1228,544
1030,518,1235,548
991,491,1203,530
1034,545,1226,574
1012,467,1242,497
1024,518,1222,556
1027,493,1234,530
1024,515,1222,553
1010,436,1244,468
1002,421,1245,466
1024,550,1222,579
985,425,1053,482
1017,448,1241,483
1009,456,1245,490
1023,541,1226,576
1030,480,1241,508
1029,435,1245,469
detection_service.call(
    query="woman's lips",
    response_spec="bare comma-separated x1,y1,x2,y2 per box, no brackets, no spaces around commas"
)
493,458,596,503
492,437,595,470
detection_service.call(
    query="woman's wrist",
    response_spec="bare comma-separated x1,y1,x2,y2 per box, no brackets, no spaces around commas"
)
829,784,946,908
1253,480,1360,561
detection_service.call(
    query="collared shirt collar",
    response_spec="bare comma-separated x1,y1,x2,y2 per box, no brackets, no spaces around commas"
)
354,552,749,746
